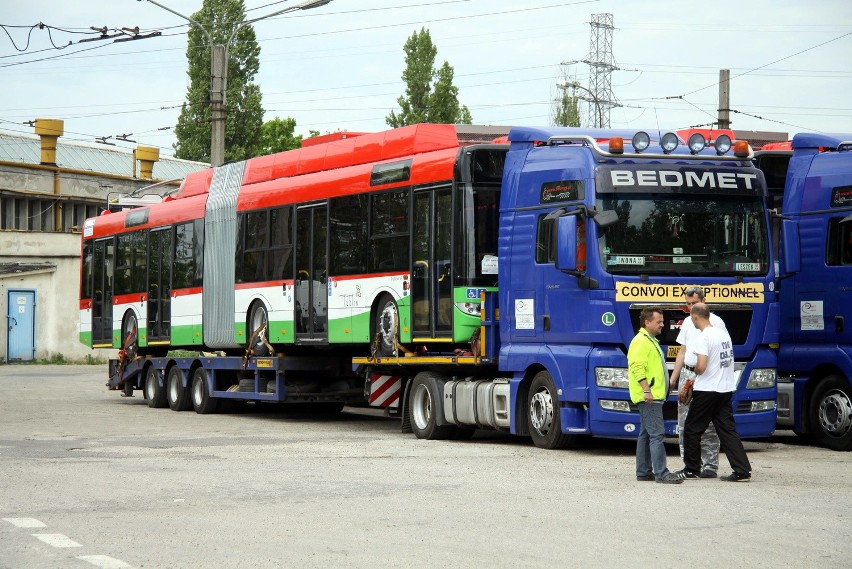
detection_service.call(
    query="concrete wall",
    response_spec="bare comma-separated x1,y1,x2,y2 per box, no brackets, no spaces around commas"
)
1,231,115,362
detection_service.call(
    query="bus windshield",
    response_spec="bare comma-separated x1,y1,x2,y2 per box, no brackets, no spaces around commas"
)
596,193,769,276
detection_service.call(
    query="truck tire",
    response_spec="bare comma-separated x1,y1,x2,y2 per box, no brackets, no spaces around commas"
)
144,366,167,408
167,366,192,411
810,375,852,451
192,367,219,415
527,371,575,449
409,372,455,440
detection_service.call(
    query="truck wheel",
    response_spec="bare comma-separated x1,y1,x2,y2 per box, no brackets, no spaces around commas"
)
373,294,398,357
409,372,455,440
145,366,167,408
527,371,575,449
167,366,192,411
810,375,852,451
192,367,219,415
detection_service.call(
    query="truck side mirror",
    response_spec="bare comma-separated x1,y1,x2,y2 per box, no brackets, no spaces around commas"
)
780,218,801,274
556,214,578,272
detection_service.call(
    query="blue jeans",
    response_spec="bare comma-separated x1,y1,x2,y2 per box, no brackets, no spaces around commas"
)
636,401,670,480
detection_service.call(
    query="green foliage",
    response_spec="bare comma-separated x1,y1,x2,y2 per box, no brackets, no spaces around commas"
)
174,0,264,162
553,91,581,127
386,28,472,127
259,117,303,154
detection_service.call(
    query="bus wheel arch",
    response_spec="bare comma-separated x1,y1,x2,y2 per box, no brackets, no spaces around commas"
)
810,374,852,451
121,310,139,359
372,293,399,357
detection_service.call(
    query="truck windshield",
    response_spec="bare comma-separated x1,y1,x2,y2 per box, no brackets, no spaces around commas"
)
596,194,769,275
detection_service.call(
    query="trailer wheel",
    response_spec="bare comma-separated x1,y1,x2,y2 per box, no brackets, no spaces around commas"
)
374,294,398,357
810,375,852,451
409,372,454,440
144,366,167,408
167,366,192,411
192,367,219,415
527,371,575,449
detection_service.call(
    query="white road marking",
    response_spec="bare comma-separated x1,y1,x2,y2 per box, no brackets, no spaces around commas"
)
77,555,133,568
31,533,83,548
2,517,46,528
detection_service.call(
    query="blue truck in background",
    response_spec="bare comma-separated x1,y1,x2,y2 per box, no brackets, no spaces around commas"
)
755,133,852,451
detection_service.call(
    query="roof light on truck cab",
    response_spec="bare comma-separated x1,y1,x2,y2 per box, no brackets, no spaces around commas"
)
687,133,707,154
608,136,624,154
733,140,750,158
714,134,733,155
660,132,679,154
631,131,650,152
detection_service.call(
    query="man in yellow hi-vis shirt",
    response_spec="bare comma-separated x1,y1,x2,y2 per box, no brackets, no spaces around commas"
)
628,307,683,484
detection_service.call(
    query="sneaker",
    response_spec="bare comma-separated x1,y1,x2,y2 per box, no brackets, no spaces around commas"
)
656,472,684,484
674,469,699,479
720,471,751,482
636,474,655,482
699,470,718,479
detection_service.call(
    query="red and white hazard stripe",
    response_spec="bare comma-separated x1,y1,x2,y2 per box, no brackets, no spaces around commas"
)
368,374,401,408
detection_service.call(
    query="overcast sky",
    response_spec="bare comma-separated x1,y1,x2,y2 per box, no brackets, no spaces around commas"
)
1,0,850,159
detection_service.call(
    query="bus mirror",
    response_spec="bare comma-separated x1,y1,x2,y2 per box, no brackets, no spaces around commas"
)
593,209,619,228
780,219,801,274
556,214,578,272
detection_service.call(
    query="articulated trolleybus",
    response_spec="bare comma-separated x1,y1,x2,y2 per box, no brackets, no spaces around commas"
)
80,124,504,412
358,127,778,448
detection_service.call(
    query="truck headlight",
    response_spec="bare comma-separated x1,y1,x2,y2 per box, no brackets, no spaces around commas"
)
596,367,629,389
746,368,776,389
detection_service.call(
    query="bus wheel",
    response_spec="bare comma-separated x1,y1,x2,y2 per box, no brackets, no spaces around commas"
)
122,312,138,360
811,375,852,451
409,372,455,440
167,366,192,411
528,371,575,449
374,294,398,357
192,367,219,414
144,366,167,408
247,302,270,355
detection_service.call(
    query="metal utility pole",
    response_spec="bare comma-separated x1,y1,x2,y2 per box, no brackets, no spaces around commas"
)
140,0,333,166
583,13,619,128
717,68,731,130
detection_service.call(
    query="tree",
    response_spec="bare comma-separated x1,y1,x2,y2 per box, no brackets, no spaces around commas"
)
386,28,472,127
553,89,581,127
174,0,264,163
258,117,302,155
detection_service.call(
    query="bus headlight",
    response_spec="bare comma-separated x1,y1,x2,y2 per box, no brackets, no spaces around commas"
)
746,368,776,389
596,367,629,389
455,302,480,316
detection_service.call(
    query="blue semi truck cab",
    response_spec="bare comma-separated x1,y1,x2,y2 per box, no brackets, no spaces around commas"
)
756,133,852,451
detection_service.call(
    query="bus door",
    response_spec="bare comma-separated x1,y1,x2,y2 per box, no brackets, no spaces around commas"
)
147,228,172,342
295,204,328,341
91,238,114,346
412,188,453,338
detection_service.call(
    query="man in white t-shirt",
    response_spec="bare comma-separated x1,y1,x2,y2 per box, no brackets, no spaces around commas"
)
679,303,752,482
670,286,723,477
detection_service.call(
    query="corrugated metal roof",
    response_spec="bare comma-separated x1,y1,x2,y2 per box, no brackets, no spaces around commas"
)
0,131,208,181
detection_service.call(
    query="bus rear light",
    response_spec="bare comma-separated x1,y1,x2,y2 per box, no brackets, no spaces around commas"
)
608,137,624,154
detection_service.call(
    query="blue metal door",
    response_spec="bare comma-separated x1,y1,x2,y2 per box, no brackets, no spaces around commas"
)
7,290,36,362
